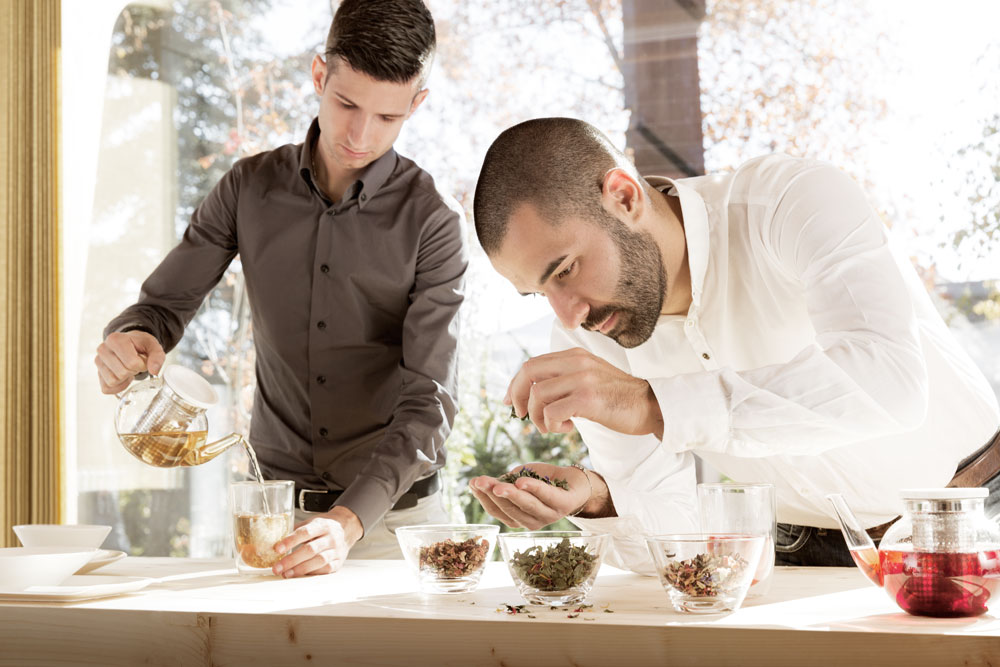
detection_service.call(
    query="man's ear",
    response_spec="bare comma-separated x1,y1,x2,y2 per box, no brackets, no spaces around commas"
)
311,55,328,95
408,88,429,116
601,168,645,226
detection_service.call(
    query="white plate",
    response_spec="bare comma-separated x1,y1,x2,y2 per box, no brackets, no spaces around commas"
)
75,549,127,575
0,575,154,602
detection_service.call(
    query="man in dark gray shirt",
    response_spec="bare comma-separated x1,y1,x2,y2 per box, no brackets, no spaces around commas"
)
95,0,467,576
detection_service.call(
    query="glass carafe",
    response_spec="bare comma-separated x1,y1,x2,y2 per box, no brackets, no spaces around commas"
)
116,364,244,468
828,488,1000,617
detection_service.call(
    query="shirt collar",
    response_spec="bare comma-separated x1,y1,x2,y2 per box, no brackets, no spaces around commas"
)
298,118,398,210
644,175,710,309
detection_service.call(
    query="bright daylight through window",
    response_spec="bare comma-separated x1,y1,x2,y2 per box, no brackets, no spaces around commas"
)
62,0,1000,556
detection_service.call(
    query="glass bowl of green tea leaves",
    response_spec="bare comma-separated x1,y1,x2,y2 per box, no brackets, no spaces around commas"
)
645,534,765,614
396,524,500,594
498,531,609,606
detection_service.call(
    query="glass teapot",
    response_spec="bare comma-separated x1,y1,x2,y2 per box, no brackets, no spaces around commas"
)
116,364,244,468
827,489,1000,617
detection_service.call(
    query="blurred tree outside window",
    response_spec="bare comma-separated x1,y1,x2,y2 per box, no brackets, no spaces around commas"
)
63,0,1000,555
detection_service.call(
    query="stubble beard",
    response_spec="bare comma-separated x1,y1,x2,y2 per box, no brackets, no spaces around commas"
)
583,215,667,349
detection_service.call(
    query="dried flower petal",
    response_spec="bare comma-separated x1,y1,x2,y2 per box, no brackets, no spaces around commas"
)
419,537,490,578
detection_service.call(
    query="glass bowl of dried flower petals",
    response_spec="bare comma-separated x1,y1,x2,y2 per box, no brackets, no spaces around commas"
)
396,524,500,594
645,534,765,613
498,530,609,606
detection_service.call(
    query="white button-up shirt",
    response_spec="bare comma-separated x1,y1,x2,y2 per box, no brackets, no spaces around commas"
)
562,155,999,574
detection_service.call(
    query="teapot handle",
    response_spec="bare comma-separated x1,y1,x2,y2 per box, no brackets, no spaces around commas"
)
115,371,159,400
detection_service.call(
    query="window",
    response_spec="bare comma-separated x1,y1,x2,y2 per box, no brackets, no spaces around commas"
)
62,0,1000,555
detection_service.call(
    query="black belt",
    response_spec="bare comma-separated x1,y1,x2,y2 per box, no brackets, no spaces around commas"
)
296,472,441,513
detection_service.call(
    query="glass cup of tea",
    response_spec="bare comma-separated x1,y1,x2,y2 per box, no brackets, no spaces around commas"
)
697,482,776,598
229,480,294,574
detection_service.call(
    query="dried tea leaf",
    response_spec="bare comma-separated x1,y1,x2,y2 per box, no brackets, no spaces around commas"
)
661,552,749,597
497,467,570,490
419,537,490,578
510,537,597,591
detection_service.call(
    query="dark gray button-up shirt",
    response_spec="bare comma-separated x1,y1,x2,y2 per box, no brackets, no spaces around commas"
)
106,119,467,532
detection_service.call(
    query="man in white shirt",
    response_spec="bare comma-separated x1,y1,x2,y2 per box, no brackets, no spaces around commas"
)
468,117,1000,572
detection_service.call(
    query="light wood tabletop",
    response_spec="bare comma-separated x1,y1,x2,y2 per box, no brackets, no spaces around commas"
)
1,557,998,666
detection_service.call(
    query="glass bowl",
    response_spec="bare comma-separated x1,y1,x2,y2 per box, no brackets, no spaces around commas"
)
396,524,499,594
498,530,608,606
645,533,765,613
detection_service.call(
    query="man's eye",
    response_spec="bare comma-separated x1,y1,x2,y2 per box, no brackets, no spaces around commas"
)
557,263,574,280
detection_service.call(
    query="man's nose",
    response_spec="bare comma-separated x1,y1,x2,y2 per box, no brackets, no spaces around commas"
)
547,291,588,330
347,114,371,147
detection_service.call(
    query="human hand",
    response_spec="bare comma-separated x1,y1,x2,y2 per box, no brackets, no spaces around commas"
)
469,463,595,530
505,347,663,438
271,506,363,577
94,330,166,394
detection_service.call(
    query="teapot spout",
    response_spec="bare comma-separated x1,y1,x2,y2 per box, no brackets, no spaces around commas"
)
182,432,244,466
826,493,883,586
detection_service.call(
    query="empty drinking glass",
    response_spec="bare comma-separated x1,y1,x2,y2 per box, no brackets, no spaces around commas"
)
697,482,776,598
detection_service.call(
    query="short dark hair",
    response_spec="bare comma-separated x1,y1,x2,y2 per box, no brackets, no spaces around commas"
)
325,0,436,86
474,117,639,256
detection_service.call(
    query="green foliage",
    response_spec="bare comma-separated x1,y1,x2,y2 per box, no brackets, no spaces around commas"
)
118,488,192,557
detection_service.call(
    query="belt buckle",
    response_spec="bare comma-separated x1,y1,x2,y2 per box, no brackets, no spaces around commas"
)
298,488,328,513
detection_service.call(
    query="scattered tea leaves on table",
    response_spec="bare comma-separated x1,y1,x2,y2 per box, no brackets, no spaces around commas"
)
419,537,490,578
510,537,597,591
496,603,529,615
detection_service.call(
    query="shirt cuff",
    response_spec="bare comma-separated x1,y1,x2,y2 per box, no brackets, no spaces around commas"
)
648,373,731,452
333,476,394,538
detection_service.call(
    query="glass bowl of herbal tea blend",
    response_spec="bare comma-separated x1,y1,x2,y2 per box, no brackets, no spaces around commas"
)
645,534,765,614
498,531,609,606
396,524,500,594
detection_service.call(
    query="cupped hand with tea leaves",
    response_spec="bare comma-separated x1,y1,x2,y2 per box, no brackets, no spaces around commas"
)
469,462,614,530
271,507,363,577
95,330,166,394
505,347,663,439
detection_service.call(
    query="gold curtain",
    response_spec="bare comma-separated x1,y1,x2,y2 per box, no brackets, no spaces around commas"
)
1,0,63,546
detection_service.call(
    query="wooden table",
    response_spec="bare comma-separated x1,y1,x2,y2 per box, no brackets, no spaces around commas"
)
1,557,998,666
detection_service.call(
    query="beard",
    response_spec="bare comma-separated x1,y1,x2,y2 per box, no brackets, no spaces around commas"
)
582,211,667,349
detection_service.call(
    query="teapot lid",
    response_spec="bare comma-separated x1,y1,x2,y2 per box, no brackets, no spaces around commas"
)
899,487,988,500
162,365,218,409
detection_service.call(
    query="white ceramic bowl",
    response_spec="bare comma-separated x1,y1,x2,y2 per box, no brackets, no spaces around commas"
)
13,524,111,549
0,547,98,590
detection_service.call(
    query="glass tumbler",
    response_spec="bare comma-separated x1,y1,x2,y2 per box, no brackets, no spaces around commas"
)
697,482,776,597
229,480,294,574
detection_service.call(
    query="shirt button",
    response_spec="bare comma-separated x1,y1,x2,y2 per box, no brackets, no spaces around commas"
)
326,210,334,216
685,320,694,327
322,472,331,481
317,320,326,330
319,427,328,438
316,375,326,385
360,193,367,202
320,264,330,273
702,353,711,360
